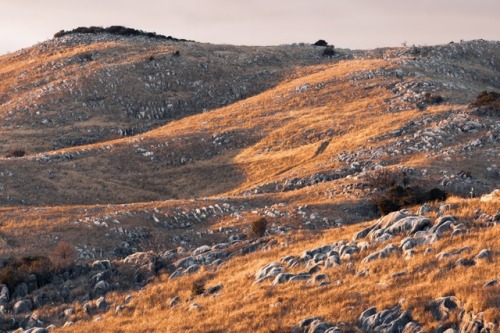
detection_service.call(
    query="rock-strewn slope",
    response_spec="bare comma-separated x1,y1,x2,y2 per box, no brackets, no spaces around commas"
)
0,32,330,152
0,39,498,206
0,35,498,332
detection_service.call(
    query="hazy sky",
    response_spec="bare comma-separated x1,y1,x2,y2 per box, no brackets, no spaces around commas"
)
1,0,499,54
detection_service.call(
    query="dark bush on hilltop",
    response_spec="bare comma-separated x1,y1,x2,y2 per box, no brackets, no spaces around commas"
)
5,149,25,158
322,46,335,57
314,39,328,47
54,26,190,42
470,91,500,116
251,218,268,237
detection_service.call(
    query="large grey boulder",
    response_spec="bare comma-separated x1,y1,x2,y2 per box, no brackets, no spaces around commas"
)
426,296,462,321
95,296,108,310
430,216,456,235
90,260,111,271
255,262,282,282
93,280,109,297
122,251,156,267
272,273,295,286
13,299,32,314
174,256,198,269
0,284,9,305
12,283,29,299
184,264,200,274
474,249,491,260
192,245,211,256
385,216,431,235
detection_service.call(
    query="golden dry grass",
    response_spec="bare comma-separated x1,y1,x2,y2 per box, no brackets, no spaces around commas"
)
0,38,498,332
53,198,499,333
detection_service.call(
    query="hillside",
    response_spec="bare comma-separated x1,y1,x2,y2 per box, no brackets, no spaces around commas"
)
0,31,498,332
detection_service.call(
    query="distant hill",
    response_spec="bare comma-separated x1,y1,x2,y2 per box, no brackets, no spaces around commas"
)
0,31,498,332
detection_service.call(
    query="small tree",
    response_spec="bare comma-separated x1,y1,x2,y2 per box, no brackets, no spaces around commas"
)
251,218,268,237
191,280,205,296
50,241,76,271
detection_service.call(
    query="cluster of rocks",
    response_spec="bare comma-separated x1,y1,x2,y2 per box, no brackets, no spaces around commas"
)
358,305,414,332
242,171,348,195
2,33,331,152
292,317,342,333
0,258,123,331
298,295,498,332
354,209,497,266
168,236,272,280
254,238,359,286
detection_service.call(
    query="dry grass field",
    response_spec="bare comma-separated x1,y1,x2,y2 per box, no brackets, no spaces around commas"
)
0,31,498,332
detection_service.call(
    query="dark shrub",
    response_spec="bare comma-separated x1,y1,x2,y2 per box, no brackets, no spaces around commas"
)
471,91,500,116
322,46,335,57
364,169,408,190
251,218,268,237
472,91,500,107
0,266,26,290
22,256,52,286
5,149,25,158
0,256,52,290
375,196,401,215
173,51,180,57
314,40,328,47
374,183,446,216
426,188,447,201
191,280,205,296
424,92,444,104
49,241,76,271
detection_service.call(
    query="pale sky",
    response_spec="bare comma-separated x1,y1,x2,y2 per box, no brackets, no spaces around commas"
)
1,0,499,55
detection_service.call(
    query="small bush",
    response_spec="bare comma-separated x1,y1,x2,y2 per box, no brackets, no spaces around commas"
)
364,169,408,190
424,92,444,104
314,40,328,47
251,218,268,237
470,91,500,116
375,196,402,215
0,256,52,290
375,184,447,216
472,91,500,107
49,241,76,271
20,256,52,286
322,46,335,57
191,280,205,296
0,266,26,290
5,149,25,158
